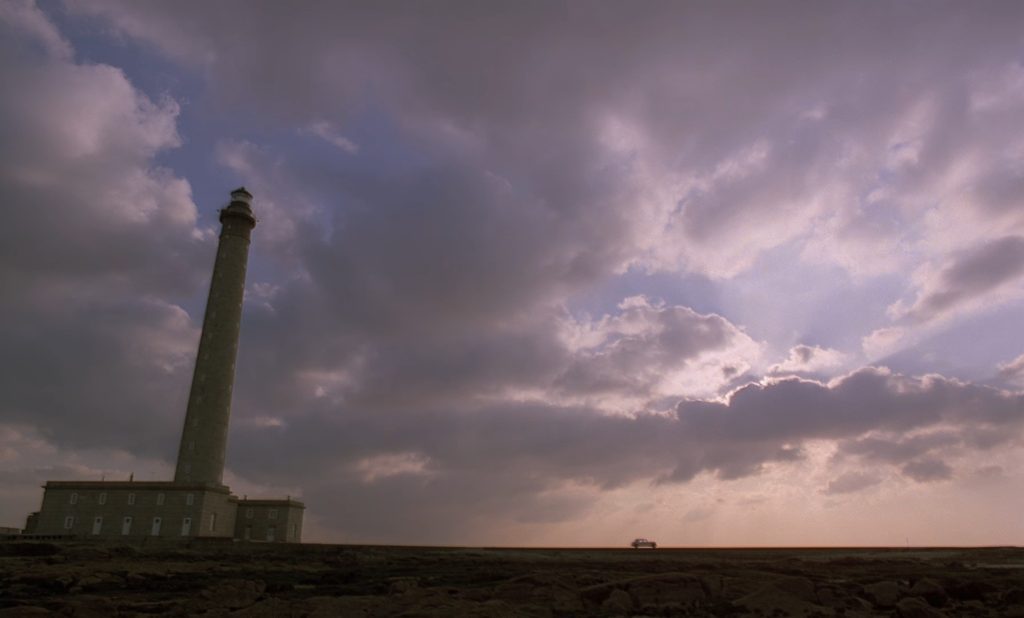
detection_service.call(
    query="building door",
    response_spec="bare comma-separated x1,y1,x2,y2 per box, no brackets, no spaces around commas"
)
92,517,102,535
151,517,162,536
121,516,132,535
180,517,191,536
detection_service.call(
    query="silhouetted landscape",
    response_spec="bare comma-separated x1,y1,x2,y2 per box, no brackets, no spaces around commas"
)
2,541,1023,616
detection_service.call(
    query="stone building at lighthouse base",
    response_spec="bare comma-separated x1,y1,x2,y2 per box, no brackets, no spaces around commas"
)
25,482,304,543
21,188,305,543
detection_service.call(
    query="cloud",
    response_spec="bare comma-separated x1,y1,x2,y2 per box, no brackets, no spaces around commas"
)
901,458,954,483
0,3,204,456
769,344,846,375
893,236,1024,324
221,367,1024,540
998,353,1024,385
836,432,960,466
830,430,979,484
862,327,906,359
555,296,761,404
824,472,882,495
302,120,359,154
67,1,1024,283
230,291,758,421
0,0,71,59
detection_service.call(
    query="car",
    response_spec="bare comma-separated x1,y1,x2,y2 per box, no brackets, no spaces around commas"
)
631,538,657,549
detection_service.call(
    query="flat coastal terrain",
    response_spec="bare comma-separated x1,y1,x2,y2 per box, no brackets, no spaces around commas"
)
1,542,1022,616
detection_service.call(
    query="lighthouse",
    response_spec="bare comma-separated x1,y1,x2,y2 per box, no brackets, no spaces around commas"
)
175,187,257,486
24,187,304,542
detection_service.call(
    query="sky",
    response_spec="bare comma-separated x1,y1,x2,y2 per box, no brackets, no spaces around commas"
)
2,0,1024,546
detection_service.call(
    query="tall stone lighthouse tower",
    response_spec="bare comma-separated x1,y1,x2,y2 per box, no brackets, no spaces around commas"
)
26,187,304,541
174,187,257,486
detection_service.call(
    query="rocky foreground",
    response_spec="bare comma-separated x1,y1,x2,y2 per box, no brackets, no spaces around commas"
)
1,542,1023,616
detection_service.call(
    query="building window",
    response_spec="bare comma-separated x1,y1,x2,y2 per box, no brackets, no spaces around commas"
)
157,493,165,506
151,517,162,536
245,508,253,519
98,492,107,505
92,517,103,535
209,512,217,532
69,492,78,505
266,526,276,542
180,517,192,536
268,509,278,520
187,440,195,451
186,493,194,506
244,526,252,540
127,493,136,506
290,523,298,540
64,515,75,530
122,516,132,535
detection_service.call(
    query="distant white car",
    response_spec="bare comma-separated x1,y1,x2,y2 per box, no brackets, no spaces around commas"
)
631,538,657,549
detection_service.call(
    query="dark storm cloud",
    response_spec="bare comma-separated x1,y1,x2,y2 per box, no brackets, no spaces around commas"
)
901,458,954,483
71,0,1024,278
824,472,882,495
0,297,191,455
224,368,1024,540
224,284,757,426
900,236,1024,323
835,432,960,466
297,158,634,336
0,4,207,456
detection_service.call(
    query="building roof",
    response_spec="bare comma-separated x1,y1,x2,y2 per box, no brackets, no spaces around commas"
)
236,498,306,508
43,480,232,493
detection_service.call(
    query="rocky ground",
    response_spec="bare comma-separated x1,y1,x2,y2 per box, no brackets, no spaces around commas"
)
1,542,1022,616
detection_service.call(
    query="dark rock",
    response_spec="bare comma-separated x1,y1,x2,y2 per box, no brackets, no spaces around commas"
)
946,579,998,601
864,580,901,608
816,586,842,607
896,596,944,618
773,576,817,602
601,588,633,613
197,578,266,610
115,600,183,614
388,577,419,595
627,573,707,608
64,546,112,561
0,543,59,557
69,574,109,593
493,573,583,614
737,583,833,617
234,598,304,617
701,574,724,597
908,578,948,607
0,608,52,616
